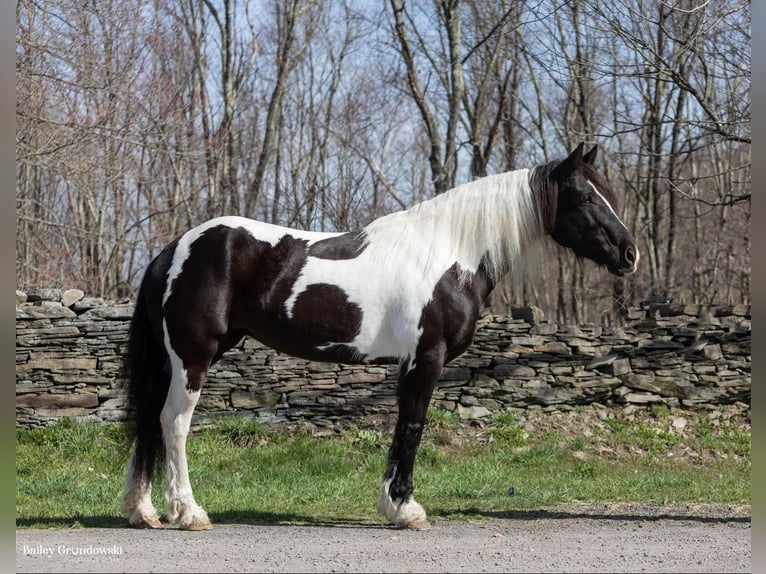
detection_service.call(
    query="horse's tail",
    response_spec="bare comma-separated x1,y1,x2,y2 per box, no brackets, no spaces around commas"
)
123,277,170,481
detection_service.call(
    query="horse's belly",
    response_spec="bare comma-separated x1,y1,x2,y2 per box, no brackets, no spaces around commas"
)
350,311,421,361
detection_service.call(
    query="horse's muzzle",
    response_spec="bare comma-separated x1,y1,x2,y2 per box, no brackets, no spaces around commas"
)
618,244,639,275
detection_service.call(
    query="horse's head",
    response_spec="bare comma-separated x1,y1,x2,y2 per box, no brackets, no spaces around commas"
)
536,143,639,277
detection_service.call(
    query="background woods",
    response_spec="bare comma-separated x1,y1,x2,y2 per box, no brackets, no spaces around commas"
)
16,0,750,323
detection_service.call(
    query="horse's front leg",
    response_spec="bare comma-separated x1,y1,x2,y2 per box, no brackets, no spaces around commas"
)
378,347,445,529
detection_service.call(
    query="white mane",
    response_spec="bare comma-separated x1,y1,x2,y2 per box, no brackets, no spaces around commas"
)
361,168,543,282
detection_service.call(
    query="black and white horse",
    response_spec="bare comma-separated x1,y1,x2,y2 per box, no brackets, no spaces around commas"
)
122,143,638,530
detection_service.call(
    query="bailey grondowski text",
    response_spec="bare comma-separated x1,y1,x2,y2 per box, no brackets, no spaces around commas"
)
21,544,123,557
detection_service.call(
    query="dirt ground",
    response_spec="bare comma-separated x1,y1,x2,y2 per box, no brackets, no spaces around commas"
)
16,502,750,573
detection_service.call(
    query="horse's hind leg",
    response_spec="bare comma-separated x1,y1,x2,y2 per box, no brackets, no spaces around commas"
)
122,451,162,528
160,352,213,530
378,350,444,529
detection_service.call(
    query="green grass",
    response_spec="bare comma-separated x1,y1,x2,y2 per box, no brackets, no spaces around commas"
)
16,408,750,529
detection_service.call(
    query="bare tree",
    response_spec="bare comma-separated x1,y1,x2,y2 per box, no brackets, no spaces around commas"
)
388,0,465,195
16,0,750,318
592,0,750,305
245,0,314,214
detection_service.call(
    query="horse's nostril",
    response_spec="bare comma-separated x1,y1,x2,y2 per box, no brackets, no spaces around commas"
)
624,245,636,264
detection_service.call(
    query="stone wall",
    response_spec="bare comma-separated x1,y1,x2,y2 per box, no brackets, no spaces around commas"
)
15,288,751,429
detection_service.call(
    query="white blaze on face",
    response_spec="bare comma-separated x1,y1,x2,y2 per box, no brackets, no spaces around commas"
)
587,180,639,273
587,181,629,232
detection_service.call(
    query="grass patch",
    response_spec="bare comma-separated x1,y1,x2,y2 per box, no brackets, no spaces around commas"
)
487,410,528,447
16,409,750,529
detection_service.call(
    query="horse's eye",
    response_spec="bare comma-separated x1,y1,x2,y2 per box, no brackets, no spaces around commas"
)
581,193,593,204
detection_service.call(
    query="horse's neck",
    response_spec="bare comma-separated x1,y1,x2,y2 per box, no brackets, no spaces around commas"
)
362,168,541,283
471,261,501,301
436,168,540,279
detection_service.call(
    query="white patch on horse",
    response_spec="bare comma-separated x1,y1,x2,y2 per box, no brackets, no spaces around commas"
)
377,475,430,529
284,169,540,360
121,451,161,528
163,216,340,306
284,249,426,360
159,319,212,530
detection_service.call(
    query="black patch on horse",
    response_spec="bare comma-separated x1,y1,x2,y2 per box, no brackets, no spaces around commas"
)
251,233,312,310
291,283,362,346
308,231,367,260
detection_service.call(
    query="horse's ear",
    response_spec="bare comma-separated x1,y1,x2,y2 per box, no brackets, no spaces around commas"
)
569,142,585,166
552,142,586,178
583,144,598,165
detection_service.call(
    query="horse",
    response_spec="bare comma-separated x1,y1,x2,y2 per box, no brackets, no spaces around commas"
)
121,142,639,531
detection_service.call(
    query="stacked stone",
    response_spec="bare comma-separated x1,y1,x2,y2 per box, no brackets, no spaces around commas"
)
15,288,751,429
200,337,401,428
16,288,133,428
616,303,751,408
432,304,750,418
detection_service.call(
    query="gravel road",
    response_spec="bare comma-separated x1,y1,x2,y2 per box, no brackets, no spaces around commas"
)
16,503,750,573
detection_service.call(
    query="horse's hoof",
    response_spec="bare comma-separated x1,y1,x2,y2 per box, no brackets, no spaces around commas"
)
175,509,213,531
167,500,212,531
184,521,214,531
400,517,432,530
129,515,162,529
